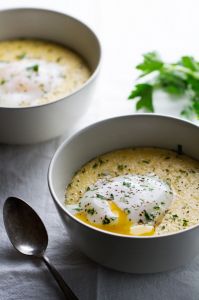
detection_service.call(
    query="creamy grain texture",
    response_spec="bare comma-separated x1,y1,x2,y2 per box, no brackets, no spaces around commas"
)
65,148,199,236
0,39,90,107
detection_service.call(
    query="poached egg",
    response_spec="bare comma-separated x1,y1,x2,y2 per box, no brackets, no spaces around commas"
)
0,59,65,107
66,174,173,236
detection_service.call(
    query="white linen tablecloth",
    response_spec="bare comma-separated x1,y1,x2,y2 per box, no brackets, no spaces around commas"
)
1,1,199,299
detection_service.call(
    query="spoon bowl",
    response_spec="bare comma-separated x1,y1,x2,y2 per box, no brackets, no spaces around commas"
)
3,196,78,300
3,197,48,257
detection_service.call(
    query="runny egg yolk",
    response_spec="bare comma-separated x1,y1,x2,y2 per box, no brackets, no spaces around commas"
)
67,174,173,236
75,201,155,236
76,201,134,235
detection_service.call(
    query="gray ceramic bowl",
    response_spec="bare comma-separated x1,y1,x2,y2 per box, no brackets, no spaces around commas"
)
48,114,199,273
0,8,101,144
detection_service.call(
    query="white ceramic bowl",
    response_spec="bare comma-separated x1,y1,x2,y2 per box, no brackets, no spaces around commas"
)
48,114,199,273
0,8,101,144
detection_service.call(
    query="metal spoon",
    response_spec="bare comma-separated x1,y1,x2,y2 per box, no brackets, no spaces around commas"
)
3,196,78,300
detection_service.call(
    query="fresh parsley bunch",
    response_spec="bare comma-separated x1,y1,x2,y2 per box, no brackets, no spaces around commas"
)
128,52,199,118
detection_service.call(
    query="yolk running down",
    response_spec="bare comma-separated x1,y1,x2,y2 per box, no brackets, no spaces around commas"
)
75,201,154,236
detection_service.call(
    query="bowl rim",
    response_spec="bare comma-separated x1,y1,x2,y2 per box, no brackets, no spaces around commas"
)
48,113,199,240
0,7,101,111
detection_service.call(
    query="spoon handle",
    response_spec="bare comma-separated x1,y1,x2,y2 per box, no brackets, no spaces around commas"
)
42,255,78,300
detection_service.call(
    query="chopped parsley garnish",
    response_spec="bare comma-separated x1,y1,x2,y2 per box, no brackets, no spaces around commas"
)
123,181,131,188
102,216,111,225
183,219,189,227
96,194,106,200
110,193,114,200
0,79,6,85
124,208,131,215
87,208,95,215
153,206,160,210
86,186,90,192
144,210,154,221
92,163,98,169
179,169,186,174
142,160,150,164
56,57,62,62
26,64,39,72
117,164,125,171
98,158,105,165
172,214,178,221
16,52,26,60
97,172,107,177
74,207,82,212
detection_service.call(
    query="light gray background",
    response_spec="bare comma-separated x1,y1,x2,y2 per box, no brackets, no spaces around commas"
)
1,1,199,299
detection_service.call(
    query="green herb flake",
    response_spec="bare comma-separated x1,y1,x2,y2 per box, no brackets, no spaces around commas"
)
16,52,26,60
124,208,131,215
179,169,186,174
110,193,114,200
74,207,82,212
26,64,39,72
153,206,160,210
136,52,164,76
142,160,150,164
92,163,98,169
0,79,6,85
123,181,131,188
96,194,106,200
172,214,178,221
144,210,154,221
183,219,189,227
102,216,111,225
117,164,125,171
87,208,95,215
98,158,105,165
56,57,62,62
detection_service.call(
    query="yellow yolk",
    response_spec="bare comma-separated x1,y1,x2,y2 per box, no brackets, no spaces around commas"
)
75,201,154,236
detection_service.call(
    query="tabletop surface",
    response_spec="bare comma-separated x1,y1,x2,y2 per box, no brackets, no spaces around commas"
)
0,1,199,299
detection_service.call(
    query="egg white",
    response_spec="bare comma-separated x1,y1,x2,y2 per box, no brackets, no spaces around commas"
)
66,174,173,235
0,60,65,107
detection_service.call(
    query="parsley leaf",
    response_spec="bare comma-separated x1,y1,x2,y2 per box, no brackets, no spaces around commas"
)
128,83,154,112
193,99,199,117
136,52,163,76
179,56,199,72
157,69,187,95
128,52,199,118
